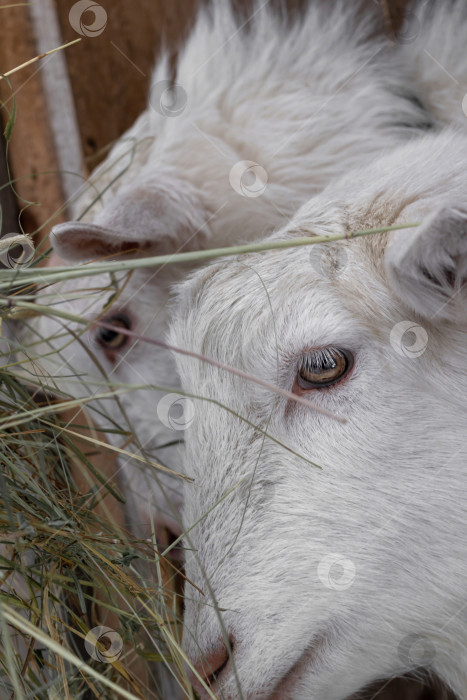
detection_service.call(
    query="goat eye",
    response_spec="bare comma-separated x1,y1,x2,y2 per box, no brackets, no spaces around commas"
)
297,348,353,389
97,315,131,350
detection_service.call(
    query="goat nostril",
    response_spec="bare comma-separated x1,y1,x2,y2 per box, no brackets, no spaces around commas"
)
205,648,230,687
193,639,232,693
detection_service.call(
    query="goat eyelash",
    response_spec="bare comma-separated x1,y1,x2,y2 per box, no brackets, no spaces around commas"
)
299,348,341,372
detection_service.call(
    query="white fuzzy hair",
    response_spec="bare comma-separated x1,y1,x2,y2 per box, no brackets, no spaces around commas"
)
71,0,431,231
170,120,467,700
401,0,467,128
16,0,436,543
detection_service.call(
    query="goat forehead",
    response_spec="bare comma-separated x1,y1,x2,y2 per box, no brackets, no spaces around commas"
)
179,241,383,366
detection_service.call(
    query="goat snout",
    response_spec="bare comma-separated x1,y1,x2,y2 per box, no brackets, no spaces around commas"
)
189,638,232,698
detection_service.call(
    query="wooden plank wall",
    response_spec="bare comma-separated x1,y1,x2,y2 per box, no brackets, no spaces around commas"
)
0,6,67,239
0,132,17,238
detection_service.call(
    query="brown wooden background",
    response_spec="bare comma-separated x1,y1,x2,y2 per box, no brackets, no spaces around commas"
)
0,0,406,243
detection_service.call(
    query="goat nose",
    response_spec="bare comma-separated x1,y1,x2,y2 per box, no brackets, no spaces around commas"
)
190,640,231,697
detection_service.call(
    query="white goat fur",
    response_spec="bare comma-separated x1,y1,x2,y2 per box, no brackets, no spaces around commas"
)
18,0,435,535
170,85,467,700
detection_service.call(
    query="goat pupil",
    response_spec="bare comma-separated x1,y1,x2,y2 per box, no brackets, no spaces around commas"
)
97,315,131,349
100,328,118,343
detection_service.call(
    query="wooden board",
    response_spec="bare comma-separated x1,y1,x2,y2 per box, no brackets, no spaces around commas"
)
0,130,18,239
0,5,67,241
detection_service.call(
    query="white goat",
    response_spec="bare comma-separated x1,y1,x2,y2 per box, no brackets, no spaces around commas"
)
170,122,467,699
14,0,431,538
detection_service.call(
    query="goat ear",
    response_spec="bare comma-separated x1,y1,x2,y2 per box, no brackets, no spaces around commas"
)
51,184,210,263
385,204,467,323
50,221,157,263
